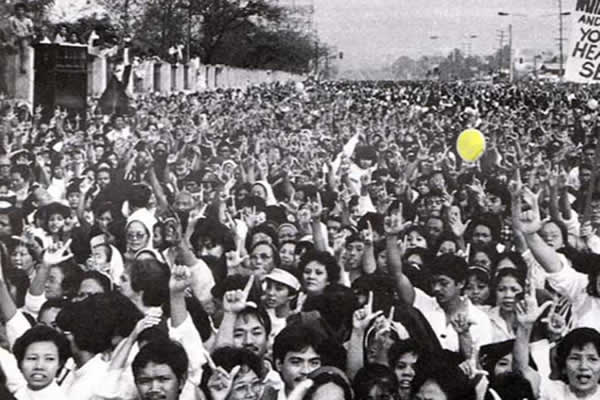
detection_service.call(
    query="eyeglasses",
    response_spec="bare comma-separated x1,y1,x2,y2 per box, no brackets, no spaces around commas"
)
232,380,263,396
127,232,147,240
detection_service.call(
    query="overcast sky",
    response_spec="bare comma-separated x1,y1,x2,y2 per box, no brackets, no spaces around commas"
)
312,0,577,70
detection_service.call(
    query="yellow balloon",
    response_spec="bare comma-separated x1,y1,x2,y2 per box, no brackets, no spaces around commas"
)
456,129,486,162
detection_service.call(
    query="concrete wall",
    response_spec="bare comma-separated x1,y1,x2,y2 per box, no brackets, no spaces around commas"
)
9,47,306,102
4,47,34,105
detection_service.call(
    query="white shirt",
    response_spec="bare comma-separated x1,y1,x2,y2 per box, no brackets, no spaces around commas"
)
540,378,600,400
14,381,68,400
546,263,600,332
0,346,26,394
413,288,493,351
6,310,33,350
487,306,515,343
61,353,109,400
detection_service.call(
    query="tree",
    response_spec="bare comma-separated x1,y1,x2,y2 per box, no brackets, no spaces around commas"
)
192,0,283,65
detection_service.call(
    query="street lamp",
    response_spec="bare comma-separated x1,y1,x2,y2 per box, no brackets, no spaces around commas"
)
465,34,477,57
498,11,528,82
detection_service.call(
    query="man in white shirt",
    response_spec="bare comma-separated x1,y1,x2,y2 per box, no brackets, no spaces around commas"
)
387,218,493,352
55,295,114,400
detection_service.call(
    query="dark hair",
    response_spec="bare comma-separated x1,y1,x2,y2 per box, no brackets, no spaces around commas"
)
200,346,263,398
467,215,500,244
55,294,117,354
79,270,112,293
304,367,353,400
211,274,263,305
129,255,170,306
434,232,460,255
492,267,526,292
490,268,526,306
236,306,272,336
357,213,385,237
38,298,70,321
247,223,279,250
491,371,535,400
541,219,569,248
411,361,474,400
273,323,325,364
39,202,71,233
429,254,468,284
51,261,83,300
66,182,81,197
298,249,341,286
189,219,235,254
10,165,31,182
13,325,71,368
0,207,23,237
493,251,528,277
301,286,358,345
388,339,422,368
470,247,499,270
132,339,189,385
403,225,429,248
485,180,511,214
556,328,600,382
352,364,398,400
249,240,280,269
95,166,113,178
587,267,600,297
109,291,144,339
93,201,116,218
14,2,27,11
4,267,28,307
137,326,170,345
127,184,152,209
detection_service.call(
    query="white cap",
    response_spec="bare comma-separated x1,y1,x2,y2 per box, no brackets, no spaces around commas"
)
264,268,301,291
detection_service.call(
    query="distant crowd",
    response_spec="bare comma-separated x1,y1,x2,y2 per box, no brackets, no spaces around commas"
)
0,74,600,400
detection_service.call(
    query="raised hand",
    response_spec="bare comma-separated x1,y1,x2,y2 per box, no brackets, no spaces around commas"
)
207,362,241,400
222,275,255,314
297,207,311,227
448,215,471,238
515,282,551,328
169,265,192,295
540,298,569,339
416,140,431,161
361,221,374,247
376,187,396,215
132,314,162,339
225,247,248,274
580,220,597,240
467,177,486,197
42,239,73,266
352,291,383,331
451,312,474,336
309,192,323,220
384,204,411,236
243,206,259,229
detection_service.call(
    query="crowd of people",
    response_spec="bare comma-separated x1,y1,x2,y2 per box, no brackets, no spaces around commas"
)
0,77,599,400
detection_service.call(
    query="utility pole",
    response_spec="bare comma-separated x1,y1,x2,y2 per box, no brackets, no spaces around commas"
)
496,29,505,73
557,0,572,79
559,0,564,77
187,0,192,63
508,23,513,82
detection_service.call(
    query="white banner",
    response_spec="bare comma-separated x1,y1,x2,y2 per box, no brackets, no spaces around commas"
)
565,0,600,83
